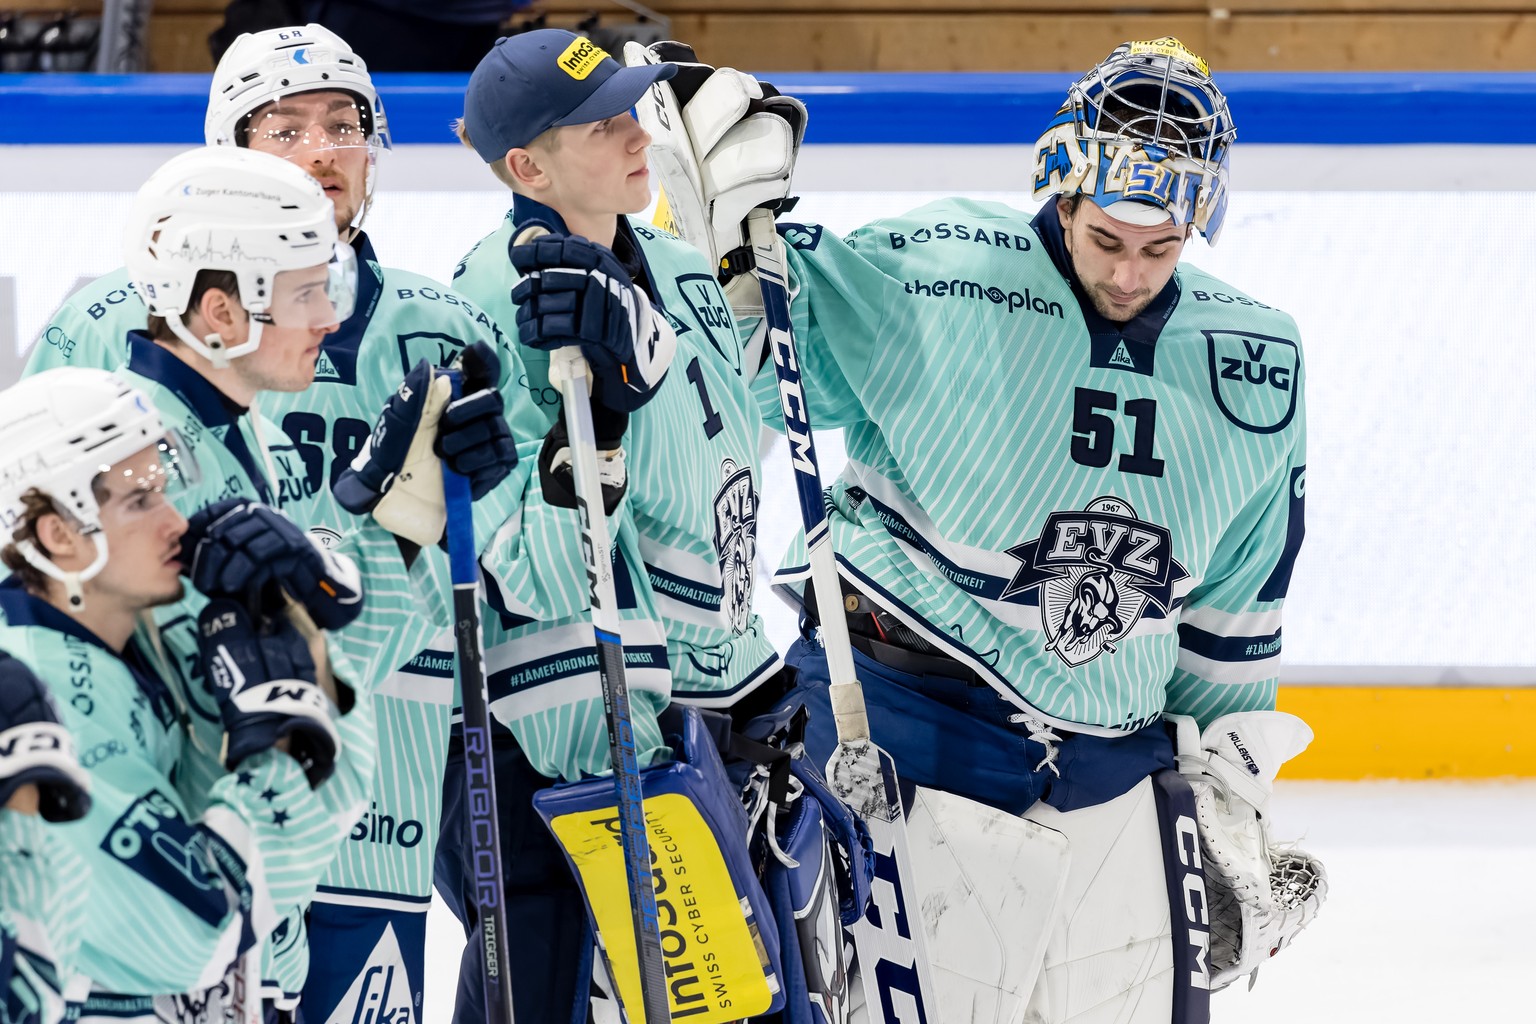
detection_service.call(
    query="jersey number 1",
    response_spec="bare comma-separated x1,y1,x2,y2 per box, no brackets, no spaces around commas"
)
1070,388,1165,477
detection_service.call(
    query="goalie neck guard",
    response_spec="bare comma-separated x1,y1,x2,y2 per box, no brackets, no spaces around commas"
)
1031,37,1236,244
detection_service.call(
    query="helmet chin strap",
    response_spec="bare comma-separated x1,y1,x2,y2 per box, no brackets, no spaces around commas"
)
166,315,265,370
16,534,109,612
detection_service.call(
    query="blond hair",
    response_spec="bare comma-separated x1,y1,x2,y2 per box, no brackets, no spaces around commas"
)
453,118,560,193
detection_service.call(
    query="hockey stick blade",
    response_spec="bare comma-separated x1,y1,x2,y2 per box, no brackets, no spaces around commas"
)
442,371,517,1024
519,222,671,1024
748,209,941,1024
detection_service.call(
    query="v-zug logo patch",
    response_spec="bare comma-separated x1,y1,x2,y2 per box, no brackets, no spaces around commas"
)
677,273,739,373
1003,496,1189,667
1205,330,1299,434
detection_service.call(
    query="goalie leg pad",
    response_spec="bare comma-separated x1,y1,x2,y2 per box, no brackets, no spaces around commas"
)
533,705,785,1024
903,786,1072,1024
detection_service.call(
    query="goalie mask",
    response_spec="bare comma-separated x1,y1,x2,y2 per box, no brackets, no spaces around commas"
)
1032,37,1236,244
206,23,391,238
124,146,358,367
0,369,198,609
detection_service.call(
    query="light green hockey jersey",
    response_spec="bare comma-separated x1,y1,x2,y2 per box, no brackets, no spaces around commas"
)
756,198,1307,734
0,580,373,1019
452,199,782,772
2,811,87,1024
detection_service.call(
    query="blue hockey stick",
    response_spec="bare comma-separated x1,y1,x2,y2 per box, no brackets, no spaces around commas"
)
442,371,517,1024
747,208,942,1024
515,223,670,1024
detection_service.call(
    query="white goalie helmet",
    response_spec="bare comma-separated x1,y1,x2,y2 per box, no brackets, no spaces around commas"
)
0,369,197,609
124,146,358,367
1032,37,1237,244
206,23,391,236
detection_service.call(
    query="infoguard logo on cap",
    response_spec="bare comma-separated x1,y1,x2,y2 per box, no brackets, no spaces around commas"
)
558,37,609,80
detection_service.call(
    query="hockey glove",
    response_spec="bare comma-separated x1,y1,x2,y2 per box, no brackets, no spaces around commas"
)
181,499,363,631
0,652,91,822
198,599,340,788
537,399,629,515
624,40,807,317
510,233,677,412
335,342,518,546
436,340,518,498
1171,711,1328,990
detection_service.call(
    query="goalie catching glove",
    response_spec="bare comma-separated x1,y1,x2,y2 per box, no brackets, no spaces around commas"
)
181,498,363,631
197,599,340,788
624,40,807,317
1171,711,1328,990
333,340,518,546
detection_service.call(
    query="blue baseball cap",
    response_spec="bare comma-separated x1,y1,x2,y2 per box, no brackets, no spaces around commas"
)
463,29,677,163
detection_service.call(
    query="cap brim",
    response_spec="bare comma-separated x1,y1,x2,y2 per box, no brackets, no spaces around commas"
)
555,62,677,128
1098,197,1175,227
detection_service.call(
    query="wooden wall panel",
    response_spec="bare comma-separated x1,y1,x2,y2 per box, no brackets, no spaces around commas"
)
5,2,1535,72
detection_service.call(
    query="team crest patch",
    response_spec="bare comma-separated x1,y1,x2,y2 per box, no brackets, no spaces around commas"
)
678,273,739,372
1003,496,1188,667
712,459,758,634
1205,330,1299,434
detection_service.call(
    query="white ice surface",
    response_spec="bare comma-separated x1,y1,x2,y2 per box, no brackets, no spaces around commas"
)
421,780,1536,1023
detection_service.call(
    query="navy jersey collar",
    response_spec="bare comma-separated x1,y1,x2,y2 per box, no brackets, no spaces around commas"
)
127,332,247,426
0,577,174,719
324,232,383,373
507,195,658,295
1032,201,1181,345
125,332,275,505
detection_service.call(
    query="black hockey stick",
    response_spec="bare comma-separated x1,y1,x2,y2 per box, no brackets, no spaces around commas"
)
516,223,670,1024
442,371,517,1024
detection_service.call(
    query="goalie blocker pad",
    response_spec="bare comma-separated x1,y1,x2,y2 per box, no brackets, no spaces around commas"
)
533,705,784,1023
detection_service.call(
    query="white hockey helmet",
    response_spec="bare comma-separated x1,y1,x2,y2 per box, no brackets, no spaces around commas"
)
1032,37,1236,244
206,23,390,236
124,146,358,367
0,369,197,609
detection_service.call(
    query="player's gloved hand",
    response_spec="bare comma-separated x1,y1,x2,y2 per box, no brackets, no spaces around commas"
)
181,499,363,631
437,340,518,498
198,599,340,788
624,40,807,316
537,399,629,515
335,342,518,546
1171,711,1328,990
510,233,677,412
0,651,91,822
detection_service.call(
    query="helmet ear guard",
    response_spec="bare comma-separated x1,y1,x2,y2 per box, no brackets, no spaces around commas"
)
1031,36,1235,244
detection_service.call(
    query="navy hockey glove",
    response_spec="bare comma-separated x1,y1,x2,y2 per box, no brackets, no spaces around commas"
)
197,600,340,788
181,499,363,631
511,233,677,412
436,340,518,499
0,652,91,822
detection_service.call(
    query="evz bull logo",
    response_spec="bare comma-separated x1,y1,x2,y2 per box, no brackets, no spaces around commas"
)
712,459,758,634
1003,496,1188,667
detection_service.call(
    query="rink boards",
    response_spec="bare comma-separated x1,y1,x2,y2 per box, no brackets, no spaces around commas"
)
4,72,1535,780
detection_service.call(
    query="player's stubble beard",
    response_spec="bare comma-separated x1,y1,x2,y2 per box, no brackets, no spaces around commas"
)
1061,227,1157,324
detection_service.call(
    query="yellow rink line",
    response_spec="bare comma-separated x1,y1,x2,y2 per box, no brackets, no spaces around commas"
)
1276,685,1536,779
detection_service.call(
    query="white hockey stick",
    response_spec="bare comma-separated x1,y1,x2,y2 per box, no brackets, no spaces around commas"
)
516,223,671,1024
748,208,942,1024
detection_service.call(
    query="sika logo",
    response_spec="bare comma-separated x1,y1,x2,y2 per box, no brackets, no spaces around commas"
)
326,924,418,1024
